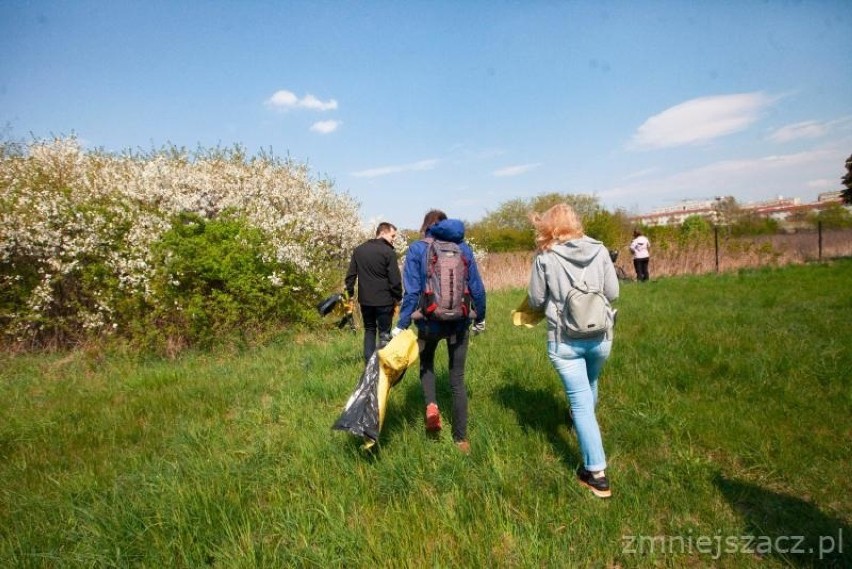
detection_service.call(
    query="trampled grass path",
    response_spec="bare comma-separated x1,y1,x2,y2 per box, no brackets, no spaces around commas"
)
2,261,850,567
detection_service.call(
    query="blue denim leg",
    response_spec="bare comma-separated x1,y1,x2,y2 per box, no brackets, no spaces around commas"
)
547,339,612,472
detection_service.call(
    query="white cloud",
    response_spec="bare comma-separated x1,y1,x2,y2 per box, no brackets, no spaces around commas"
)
266,90,338,111
807,178,839,189
351,159,439,178
310,120,341,134
622,167,660,181
600,147,844,207
267,90,298,108
492,163,542,177
767,116,852,143
631,92,775,150
768,120,828,143
299,94,338,111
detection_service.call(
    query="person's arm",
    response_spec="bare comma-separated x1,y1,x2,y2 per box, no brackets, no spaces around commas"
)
387,250,403,302
462,244,486,323
527,254,548,310
344,252,358,297
395,242,423,329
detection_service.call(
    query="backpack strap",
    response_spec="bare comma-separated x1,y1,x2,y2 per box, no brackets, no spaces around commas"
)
552,256,594,341
422,237,436,278
552,255,573,341
554,255,588,291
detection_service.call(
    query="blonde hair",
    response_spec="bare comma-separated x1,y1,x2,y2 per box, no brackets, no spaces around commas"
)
529,203,584,251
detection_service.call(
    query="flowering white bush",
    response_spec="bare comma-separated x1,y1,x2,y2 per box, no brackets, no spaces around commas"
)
465,237,489,264
0,137,363,347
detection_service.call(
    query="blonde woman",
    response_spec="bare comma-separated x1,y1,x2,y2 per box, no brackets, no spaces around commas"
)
527,203,619,498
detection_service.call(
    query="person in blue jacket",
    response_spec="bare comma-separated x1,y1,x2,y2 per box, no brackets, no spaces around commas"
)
392,209,487,453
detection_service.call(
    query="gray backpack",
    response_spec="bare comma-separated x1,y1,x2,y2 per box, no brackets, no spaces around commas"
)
556,261,611,339
418,237,473,321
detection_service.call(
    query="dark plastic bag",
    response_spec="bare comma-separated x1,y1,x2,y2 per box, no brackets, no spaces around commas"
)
317,293,343,316
332,353,381,443
332,330,419,448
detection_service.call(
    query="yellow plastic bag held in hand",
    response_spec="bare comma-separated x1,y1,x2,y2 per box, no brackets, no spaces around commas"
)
371,329,419,448
378,329,418,383
511,296,545,328
332,330,419,449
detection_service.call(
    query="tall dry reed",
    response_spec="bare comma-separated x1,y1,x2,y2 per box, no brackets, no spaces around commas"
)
480,229,852,290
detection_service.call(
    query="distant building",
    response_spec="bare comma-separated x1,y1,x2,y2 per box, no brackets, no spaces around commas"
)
631,198,720,227
631,193,845,227
745,196,803,222
817,190,844,203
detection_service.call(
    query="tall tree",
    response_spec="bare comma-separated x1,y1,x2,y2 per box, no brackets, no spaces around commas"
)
476,192,602,232
469,192,606,251
530,193,601,220
842,153,852,205
478,198,530,231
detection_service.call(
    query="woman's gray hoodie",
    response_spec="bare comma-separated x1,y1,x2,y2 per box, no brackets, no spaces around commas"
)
528,236,619,343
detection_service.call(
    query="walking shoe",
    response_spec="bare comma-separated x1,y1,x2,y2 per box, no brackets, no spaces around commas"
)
577,467,612,498
455,440,471,454
425,403,442,433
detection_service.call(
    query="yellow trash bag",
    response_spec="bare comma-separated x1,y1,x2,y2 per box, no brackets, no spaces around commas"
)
332,329,419,449
511,296,545,328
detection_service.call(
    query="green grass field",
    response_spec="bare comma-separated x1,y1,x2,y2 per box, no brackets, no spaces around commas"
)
2,261,850,568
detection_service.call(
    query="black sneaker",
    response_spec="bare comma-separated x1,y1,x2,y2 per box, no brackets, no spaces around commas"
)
577,467,612,498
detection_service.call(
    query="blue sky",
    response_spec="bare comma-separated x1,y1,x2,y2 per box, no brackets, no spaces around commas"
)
2,1,850,230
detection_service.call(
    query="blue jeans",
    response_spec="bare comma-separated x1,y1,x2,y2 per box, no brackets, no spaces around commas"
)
547,338,612,472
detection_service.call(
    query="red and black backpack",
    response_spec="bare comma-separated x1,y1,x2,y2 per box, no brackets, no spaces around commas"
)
418,237,473,321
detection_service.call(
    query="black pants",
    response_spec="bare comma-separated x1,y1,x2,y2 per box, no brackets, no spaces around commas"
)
633,258,650,281
419,326,470,442
360,304,394,363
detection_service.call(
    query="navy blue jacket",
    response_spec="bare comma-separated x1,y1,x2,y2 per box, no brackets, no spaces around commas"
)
397,219,486,332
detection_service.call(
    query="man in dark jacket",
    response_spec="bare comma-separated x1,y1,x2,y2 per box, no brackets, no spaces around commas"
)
346,222,403,363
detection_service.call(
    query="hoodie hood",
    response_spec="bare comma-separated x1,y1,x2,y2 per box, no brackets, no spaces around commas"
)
427,219,465,243
549,236,604,268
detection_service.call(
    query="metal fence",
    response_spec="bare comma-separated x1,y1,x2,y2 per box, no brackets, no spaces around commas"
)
612,227,852,280
478,227,852,290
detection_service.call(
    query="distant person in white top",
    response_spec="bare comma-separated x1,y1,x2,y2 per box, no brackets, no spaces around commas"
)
629,229,651,281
